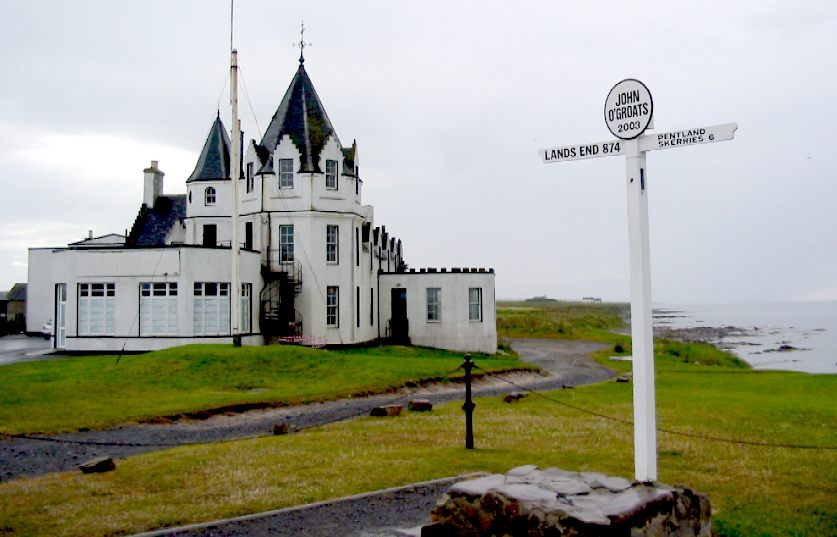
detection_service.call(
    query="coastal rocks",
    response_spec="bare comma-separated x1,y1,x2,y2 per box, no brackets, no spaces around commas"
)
426,466,710,536
654,325,753,343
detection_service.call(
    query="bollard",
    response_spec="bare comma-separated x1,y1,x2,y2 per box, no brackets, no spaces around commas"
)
462,354,475,449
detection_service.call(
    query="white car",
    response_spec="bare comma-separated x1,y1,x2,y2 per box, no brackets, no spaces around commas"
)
42,320,53,340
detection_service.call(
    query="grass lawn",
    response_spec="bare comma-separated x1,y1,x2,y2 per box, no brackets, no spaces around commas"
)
0,344,530,435
0,364,833,536
1,301,833,536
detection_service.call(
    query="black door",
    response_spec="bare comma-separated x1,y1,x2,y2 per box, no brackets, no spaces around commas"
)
390,288,409,344
203,224,217,247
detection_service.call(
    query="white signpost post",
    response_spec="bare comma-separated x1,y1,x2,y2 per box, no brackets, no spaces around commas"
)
540,79,737,482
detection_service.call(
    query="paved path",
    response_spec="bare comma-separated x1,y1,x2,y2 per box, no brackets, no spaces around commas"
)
0,334,53,366
1,339,616,487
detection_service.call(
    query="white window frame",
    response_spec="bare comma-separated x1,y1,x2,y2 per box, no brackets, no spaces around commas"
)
426,287,441,322
325,159,338,189
326,286,339,327
279,225,294,262
205,186,216,205
193,282,230,336
278,159,294,188
326,225,339,263
240,283,252,333
140,282,178,336
468,287,483,322
78,283,115,335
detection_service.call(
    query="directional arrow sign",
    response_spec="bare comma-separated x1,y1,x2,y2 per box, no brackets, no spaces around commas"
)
640,123,738,152
540,140,624,163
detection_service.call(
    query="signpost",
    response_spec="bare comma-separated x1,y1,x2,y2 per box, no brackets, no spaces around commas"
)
540,79,737,482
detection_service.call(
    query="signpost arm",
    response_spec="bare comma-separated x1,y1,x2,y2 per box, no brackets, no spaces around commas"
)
625,139,657,482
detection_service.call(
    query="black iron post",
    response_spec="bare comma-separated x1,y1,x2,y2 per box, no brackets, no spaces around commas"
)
462,354,475,449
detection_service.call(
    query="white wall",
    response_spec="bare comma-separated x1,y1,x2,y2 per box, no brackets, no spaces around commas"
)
26,246,262,351
379,270,497,354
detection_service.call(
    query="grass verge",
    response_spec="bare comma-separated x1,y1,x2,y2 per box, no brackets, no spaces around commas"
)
0,365,833,536
0,344,531,435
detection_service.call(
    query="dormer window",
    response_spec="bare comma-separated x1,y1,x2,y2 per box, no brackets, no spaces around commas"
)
204,187,216,205
279,159,294,188
325,160,338,189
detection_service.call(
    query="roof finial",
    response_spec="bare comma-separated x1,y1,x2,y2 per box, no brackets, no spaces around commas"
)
295,20,311,64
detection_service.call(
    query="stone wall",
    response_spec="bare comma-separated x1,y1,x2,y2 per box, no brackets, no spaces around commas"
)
425,465,710,536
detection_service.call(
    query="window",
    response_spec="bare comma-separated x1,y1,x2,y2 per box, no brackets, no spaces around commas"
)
279,159,294,188
355,228,360,267
326,286,339,327
325,159,338,189
244,221,253,250
469,288,483,322
193,282,230,335
241,283,252,333
140,283,178,335
356,286,360,328
370,288,374,326
205,187,216,205
426,287,441,322
326,225,339,263
279,225,294,262
78,283,115,335
246,162,254,193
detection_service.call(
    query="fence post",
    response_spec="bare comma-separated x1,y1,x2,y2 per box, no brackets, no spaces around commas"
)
462,354,475,449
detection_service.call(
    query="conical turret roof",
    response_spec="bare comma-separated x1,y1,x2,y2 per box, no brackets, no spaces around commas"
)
187,114,231,182
258,62,339,174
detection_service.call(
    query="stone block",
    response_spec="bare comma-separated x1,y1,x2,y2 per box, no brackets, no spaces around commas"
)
370,404,403,417
272,423,300,435
408,399,433,411
503,392,527,403
429,465,711,536
79,456,116,474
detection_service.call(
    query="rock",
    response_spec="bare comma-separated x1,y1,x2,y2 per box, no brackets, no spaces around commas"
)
370,404,403,417
272,423,299,435
616,375,630,383
429,466,710,536
503,392,527,403
79,456,116,474
408,399,433,411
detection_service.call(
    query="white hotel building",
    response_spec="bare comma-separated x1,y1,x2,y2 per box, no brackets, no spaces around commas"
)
27,55,497,354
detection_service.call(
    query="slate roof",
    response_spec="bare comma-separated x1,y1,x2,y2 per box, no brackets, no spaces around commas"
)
7,283,27,301
187,114,231,183
258,62,339,174
126,195,186,247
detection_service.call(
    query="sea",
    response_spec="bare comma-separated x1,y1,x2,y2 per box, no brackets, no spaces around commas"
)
652,301,837,374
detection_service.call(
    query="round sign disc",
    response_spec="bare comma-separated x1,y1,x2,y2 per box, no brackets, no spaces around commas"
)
604,79,653,140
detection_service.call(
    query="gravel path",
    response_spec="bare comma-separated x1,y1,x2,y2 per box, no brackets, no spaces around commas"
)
0,339,616,517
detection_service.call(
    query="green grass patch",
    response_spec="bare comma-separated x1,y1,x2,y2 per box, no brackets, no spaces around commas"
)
1,365,833,536
0,344,530,435
497,300,628,342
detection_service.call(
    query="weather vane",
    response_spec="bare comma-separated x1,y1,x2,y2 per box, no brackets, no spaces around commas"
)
295,21,311,64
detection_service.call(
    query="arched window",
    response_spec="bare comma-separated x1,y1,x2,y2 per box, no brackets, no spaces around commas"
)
204,187,216,205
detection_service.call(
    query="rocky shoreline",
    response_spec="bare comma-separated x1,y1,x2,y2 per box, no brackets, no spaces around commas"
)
653,325,808,356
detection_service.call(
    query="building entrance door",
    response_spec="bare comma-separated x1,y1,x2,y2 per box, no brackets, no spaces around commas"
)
55,283,67,349
390,288,409,344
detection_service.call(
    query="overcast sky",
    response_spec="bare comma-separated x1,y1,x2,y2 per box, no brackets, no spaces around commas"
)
1,0,835,304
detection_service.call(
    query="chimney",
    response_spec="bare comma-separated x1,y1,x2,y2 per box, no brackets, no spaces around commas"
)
88,229,93,239
143,160,165,208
